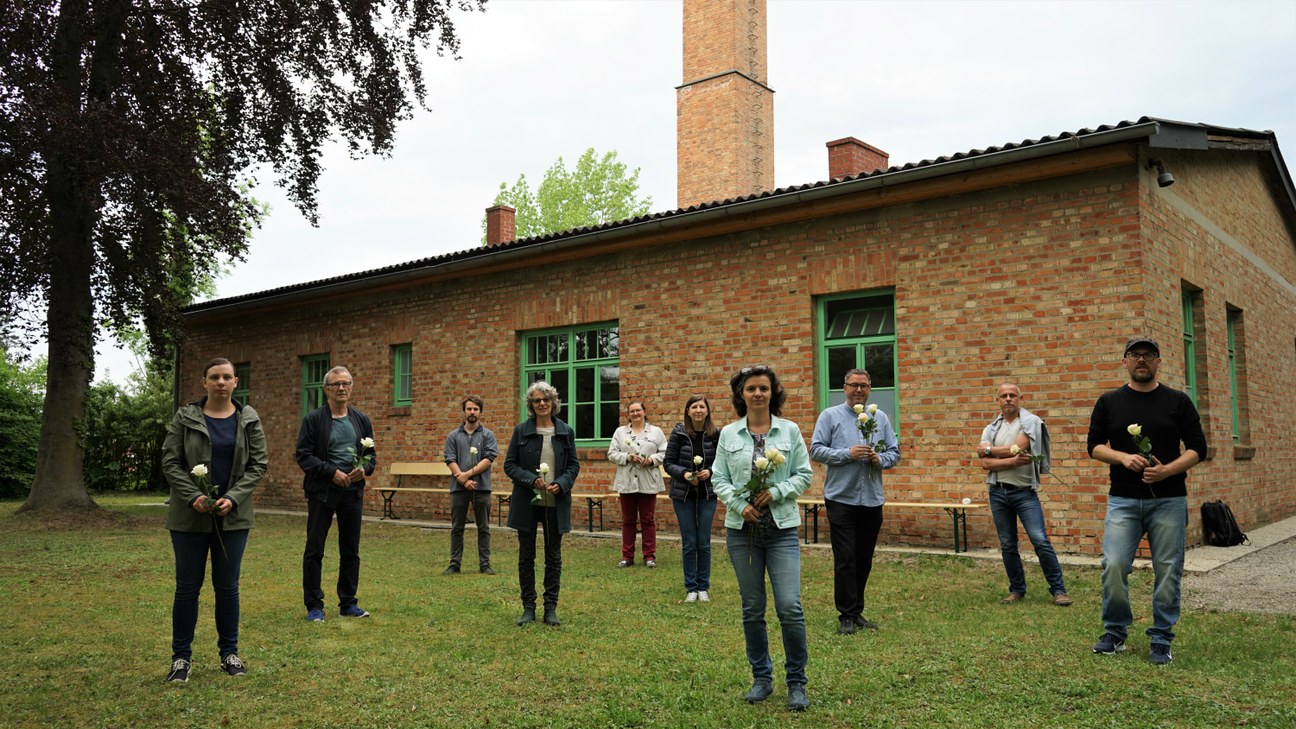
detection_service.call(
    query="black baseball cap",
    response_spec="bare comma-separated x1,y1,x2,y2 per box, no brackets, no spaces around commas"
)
1123,337,1160,357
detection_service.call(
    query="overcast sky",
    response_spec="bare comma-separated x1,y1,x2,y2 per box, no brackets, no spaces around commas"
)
91,0,1296,382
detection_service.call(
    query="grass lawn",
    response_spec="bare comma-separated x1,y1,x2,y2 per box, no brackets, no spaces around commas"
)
3,494,1293,728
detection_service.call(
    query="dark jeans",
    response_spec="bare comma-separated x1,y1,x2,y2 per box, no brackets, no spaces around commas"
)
825,499,884,621
672,497,717,592
303,487,364,611
988,485,1066,596
517,505,563,609
450,490,492,570
171,528,249,661
619,493,657,561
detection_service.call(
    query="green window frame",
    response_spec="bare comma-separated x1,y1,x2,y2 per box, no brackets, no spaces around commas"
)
521,323,619,444
233,363,251,406
1181,289,1197,405
816,291,899,429
1226,307,1243,443
392,344,412,406
301,354,330,418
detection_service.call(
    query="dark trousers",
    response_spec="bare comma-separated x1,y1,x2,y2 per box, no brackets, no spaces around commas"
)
449,490,492,570
517,505,563,609
171,528,249,661
303,487,364,611
825,499,884,621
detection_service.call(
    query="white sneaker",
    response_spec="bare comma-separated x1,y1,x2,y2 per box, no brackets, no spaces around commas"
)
685,592,698,602
698,590,710,602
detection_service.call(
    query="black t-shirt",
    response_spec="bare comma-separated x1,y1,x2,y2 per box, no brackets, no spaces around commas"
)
1086,384,1207,498
204,412,238,496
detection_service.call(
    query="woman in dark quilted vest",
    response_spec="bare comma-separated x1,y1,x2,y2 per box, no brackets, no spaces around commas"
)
663,394,720,603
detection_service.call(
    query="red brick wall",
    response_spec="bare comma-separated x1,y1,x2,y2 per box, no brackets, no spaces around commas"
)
180,151,1296,555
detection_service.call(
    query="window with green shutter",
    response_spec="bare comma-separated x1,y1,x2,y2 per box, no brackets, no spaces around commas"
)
301,355,330,417
393,344,412,406
233,363,251,406
521,323,619,444
816,291,899,429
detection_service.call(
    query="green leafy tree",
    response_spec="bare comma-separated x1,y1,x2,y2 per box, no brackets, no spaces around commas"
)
0,1,485,515
485,148,653,241
0,346,45,499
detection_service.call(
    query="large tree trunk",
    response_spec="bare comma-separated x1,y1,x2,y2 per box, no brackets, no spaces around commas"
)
18,174,100,514
18,1,100,515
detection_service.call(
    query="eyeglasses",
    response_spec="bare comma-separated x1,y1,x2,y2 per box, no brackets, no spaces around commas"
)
844,383,871,390
1125,352,1159,362
530,396,551,404
325,381,353,389
739,364,771,376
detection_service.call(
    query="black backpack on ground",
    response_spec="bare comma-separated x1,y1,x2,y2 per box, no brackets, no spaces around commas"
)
1201,499,1249,547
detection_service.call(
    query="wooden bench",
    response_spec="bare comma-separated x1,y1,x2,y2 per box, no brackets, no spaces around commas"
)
380,463,454,520
797,498,988,553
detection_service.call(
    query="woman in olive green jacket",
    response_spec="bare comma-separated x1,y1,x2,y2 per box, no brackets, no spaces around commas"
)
160,358,268,682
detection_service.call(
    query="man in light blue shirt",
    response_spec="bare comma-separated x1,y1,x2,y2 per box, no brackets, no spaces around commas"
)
810,369,900,635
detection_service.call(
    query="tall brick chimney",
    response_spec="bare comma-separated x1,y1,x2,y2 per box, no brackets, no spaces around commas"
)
826,137,890,180
484,204,516,246
676,0,774,208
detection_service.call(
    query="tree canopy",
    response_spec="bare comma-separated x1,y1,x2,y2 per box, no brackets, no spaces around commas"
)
485,148,653,241
0,0,484,514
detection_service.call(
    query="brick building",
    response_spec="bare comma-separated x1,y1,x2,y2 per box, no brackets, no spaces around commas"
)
180,0,1296,555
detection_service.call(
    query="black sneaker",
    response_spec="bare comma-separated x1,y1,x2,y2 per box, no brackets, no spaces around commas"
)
166,658,190,683
744,680,774,703
480,566,496,575
1092,632,1127,655
854,616,879,631
837,617,857,635
221,654,247,677
787,683,809,712
442,566,460,575
1149,643,1173,665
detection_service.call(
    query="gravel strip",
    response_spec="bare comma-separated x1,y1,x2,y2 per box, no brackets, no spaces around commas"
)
1182,536,1296,614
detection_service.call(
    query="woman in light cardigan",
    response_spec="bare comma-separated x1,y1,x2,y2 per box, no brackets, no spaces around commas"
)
607,401,668,567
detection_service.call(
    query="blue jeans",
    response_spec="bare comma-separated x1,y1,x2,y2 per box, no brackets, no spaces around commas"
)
726,521,807,687
1101,495,1187,645
673,497,717,592
171,528,249,661
988,485,1066,596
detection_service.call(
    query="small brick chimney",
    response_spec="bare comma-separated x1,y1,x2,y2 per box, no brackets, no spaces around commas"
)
826,137,890,180
484,204,516,246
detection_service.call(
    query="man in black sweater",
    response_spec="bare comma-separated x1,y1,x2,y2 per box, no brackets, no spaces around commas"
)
1086,337,1207,665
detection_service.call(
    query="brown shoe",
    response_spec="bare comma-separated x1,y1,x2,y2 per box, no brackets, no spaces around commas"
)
1052,592,1073,607
1001,593,1024,604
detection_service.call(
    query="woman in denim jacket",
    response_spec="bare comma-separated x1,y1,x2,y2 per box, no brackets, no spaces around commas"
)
712,365,813,712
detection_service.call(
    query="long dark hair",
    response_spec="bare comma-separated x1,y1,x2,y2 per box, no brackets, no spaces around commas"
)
681,394,718,437
729,364,786,417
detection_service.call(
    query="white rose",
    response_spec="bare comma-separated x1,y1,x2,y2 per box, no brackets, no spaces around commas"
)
1127,424,1142,437
858,412,870,423
754,457,769,471
360,437,375,449
693,456,703,466
190,464,208,478
1010,445,1021,455
469,447,478,456
853,403,864,414
538,463,550,475
868,404,879,415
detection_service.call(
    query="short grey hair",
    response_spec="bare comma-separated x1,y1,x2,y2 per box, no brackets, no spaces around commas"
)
525,380,561,416
324,366,352,385
843,368,870,384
